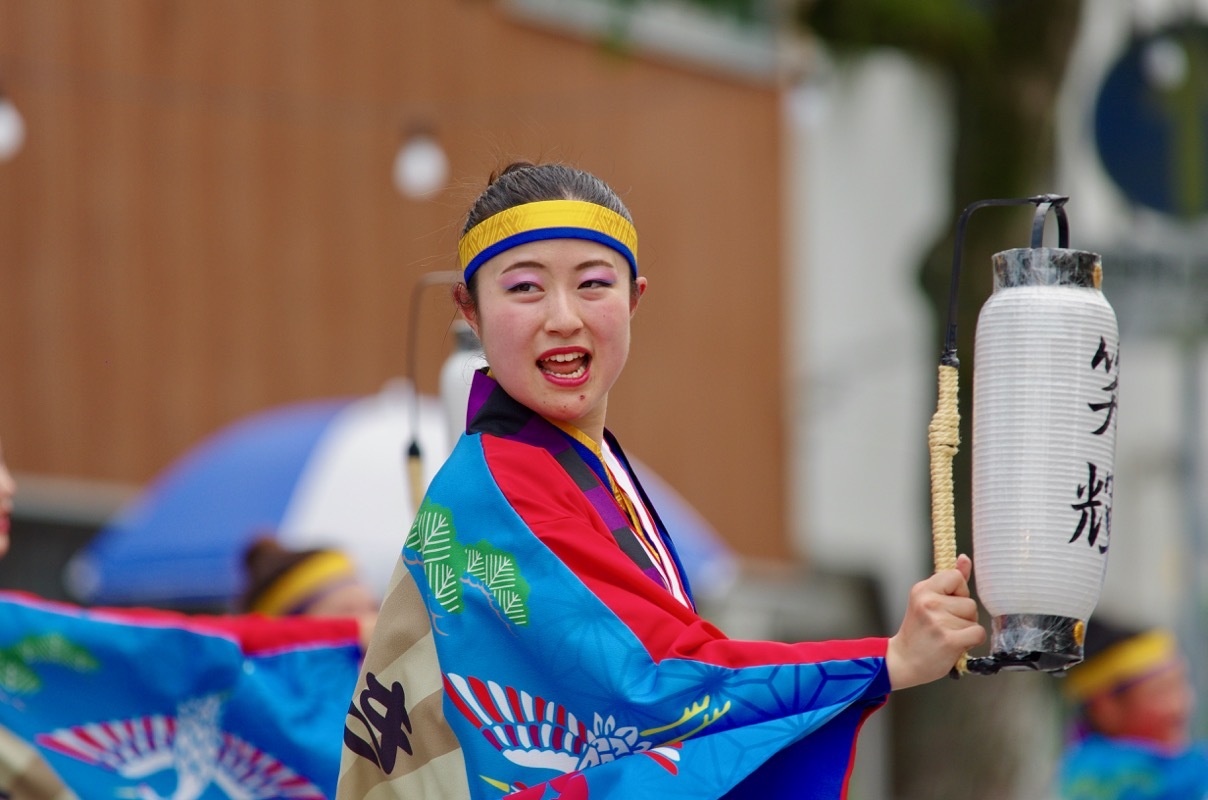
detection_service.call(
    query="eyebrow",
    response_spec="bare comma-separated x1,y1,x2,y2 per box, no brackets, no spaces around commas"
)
499,259,620,274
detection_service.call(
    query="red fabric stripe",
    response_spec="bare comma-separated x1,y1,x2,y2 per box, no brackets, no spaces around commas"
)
482,729,503,750
645,751,677,774
444,675,480,726
119,719,135,749
74,727,103,751
470,676,504,724
0,591,361,654
506,685,524,723
841,699,887,799
34,735,97,765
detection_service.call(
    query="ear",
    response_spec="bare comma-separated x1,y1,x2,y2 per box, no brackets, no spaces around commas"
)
461,304,481,339
630,276,648,316
453,283,481,338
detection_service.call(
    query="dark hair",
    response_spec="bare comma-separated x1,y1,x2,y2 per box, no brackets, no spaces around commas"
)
454,162,637,312
236,535,352,616
461,161,633,236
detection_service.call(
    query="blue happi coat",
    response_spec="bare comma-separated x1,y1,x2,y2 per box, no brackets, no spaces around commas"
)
338,371,890,799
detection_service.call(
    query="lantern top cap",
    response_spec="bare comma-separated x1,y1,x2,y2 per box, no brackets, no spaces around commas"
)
991,247,1104,291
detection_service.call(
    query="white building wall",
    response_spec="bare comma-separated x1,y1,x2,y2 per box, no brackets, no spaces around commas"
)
785,50,953,625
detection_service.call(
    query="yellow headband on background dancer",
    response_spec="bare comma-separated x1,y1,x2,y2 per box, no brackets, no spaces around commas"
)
1063,629,1180,702
458,200,639,283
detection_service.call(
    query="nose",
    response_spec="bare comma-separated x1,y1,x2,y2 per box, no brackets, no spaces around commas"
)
544,288,583,336
0,468,13,509
0,470,13,500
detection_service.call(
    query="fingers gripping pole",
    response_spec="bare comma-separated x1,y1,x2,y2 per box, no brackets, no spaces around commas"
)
928,363,968,674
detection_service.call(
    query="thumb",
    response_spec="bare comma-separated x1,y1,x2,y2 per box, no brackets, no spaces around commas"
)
955,553,973,582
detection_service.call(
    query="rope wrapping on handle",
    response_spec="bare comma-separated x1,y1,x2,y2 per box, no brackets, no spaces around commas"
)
928,363,968,675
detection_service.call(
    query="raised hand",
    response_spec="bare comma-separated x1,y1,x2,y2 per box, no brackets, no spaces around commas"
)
886,554,986,690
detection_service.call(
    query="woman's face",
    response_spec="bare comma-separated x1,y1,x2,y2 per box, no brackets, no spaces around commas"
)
463,238,646,440
302,581,381,618
1113,659,1195,748
0,437,15,558
1091,658,1195,749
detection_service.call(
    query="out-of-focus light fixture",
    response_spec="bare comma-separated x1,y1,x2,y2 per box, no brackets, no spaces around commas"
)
786,79,829,130
1142,35,1189,90
393,129,449,198
0,93,26,161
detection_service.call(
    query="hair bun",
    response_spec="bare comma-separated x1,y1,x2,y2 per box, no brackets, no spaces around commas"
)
489,160,537,186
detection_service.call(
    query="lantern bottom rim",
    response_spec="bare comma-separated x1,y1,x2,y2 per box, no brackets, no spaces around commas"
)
966,614,1086,675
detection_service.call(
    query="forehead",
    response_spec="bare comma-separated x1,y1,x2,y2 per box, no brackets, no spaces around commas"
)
480,238,628,274
1116,659,1188,699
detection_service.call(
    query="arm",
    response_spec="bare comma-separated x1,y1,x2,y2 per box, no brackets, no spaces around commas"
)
887,554,985,689
484,437,887,670
485,436,982,687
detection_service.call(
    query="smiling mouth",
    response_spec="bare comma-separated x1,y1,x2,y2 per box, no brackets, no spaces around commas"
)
540,352,589,380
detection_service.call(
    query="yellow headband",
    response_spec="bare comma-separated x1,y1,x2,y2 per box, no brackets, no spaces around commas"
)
250,550,358,616
458,200,638,282
1064,629,1179,701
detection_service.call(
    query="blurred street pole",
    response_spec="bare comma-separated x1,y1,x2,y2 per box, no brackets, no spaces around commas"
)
1180,331,1208,738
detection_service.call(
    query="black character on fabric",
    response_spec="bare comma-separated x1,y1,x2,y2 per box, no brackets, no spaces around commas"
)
344,671,413,772
1070,461,1112,554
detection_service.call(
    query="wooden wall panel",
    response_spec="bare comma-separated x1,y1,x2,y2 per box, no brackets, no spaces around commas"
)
0,0,793,559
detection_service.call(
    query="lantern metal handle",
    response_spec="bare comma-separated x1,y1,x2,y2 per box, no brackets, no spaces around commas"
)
941,194,1070,368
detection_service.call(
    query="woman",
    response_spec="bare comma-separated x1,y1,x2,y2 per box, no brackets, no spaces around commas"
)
237,536,381,622
337,162,984,799
0,435,369,798
1058,618,1207,799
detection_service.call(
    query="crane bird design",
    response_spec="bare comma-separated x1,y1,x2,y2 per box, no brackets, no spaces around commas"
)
35,694,325,799
442,673,686,781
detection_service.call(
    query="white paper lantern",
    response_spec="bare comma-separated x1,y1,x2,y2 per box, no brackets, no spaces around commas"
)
972,247,1119,669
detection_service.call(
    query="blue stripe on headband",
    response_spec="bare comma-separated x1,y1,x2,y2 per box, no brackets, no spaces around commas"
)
463,227,639,283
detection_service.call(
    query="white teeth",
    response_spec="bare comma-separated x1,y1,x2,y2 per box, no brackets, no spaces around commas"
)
540,352,587,380
541,364,586,379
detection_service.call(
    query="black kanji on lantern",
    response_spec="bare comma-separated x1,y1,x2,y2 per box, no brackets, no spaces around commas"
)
1070,461,1113,554
1088,336,1119,436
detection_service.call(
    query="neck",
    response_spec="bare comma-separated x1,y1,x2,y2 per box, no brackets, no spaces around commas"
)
573,402,607,446
551,417,605,451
